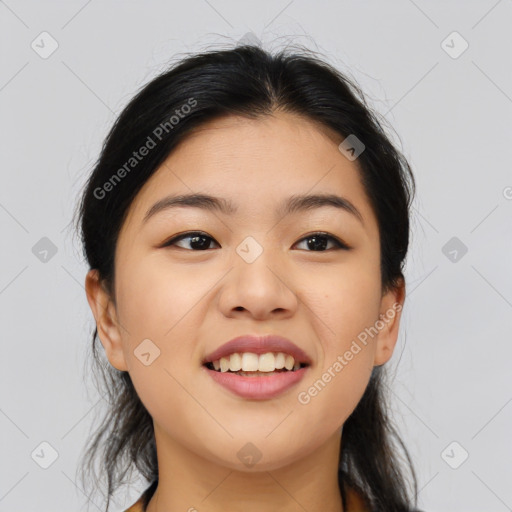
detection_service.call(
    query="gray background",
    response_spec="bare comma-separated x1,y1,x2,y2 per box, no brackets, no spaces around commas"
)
1,1,511,511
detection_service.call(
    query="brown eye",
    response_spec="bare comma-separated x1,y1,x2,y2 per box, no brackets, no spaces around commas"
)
162,231,219,251
294,232,350,251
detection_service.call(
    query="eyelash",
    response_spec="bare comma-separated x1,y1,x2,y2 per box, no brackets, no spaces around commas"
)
161,231,350,252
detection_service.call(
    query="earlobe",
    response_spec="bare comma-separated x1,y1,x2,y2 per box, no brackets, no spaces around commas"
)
373,278,406,367
84,269,129,372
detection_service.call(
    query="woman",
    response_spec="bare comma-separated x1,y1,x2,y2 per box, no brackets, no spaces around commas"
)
76,44,422,512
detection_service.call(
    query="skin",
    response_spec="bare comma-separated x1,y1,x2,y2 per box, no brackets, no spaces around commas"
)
85,111,405,512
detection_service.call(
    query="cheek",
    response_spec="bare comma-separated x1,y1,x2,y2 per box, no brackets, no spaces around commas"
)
301,257,382,355
113,255,214,404
115,256,204,341
299,362,372,430
288,261,380,430
115,257,207,436
295,333,374,439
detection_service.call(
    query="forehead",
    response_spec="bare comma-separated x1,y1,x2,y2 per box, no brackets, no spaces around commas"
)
122,112,375,229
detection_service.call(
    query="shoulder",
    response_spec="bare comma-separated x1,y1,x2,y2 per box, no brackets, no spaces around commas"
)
345,484,425,511
123,494,145,512
345,484,370,511
124,480,158,511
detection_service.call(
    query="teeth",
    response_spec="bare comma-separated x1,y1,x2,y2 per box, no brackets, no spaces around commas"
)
274,352,285,369
213,352,302,373
241,352,260,371
258,352,275,372
284,354,294,371
229,352,242,372
220,357,230,372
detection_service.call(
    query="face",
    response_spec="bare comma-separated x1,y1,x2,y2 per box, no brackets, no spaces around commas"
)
86,111,404,472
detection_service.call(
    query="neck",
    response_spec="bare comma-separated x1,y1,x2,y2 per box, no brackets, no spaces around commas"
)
145,425,344,512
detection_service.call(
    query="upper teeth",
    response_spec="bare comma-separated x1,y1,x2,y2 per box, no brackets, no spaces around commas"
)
212,352,301,372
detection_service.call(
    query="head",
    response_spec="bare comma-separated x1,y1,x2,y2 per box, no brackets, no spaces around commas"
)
76,45,417,511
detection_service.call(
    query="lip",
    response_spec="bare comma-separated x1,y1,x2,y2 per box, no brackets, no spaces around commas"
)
201,334,312,401
202,364,309,400
202,334,313,365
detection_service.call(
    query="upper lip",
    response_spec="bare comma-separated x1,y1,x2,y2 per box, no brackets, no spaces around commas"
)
202,334,313,366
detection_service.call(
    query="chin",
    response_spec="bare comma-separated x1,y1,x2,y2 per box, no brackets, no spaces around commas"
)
201,438,307,473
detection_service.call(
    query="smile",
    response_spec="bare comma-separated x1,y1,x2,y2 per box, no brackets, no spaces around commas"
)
203,351,310,400
205,351,308,373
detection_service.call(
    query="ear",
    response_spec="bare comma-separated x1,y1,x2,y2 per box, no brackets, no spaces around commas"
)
85,269,128,372
373,277,406,367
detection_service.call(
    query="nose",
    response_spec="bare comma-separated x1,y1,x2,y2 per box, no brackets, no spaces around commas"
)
218,248,298,321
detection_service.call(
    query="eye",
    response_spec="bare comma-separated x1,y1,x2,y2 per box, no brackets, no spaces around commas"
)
293,232,350,251
161,231,219,251
161,231,350,252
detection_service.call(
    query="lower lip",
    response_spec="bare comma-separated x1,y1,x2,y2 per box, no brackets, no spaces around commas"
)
203,366,309,400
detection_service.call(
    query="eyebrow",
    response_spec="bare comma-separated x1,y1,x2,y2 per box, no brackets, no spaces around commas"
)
143,192,364,225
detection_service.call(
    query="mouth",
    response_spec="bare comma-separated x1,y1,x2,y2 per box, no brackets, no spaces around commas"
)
203,352,310,377
202,351,311,400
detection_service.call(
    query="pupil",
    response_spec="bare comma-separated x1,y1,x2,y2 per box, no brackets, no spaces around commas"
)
308,235,327,251
190,235,210,250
